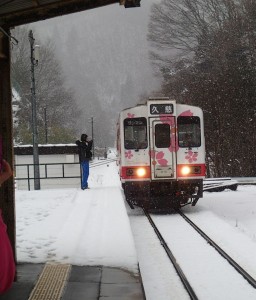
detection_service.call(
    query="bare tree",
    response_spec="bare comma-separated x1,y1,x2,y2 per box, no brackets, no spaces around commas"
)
11,26,81,144
148,0,256,176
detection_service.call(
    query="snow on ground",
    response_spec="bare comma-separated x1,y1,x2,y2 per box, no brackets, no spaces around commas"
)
151,213,256,300
194,186,256,242
128,209,191,300
15,158,256,299
183,190,256,280
16,159,138,273
127,186,256,300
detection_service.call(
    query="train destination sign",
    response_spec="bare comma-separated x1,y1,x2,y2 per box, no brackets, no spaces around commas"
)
150,104,174,115
124,117,146,126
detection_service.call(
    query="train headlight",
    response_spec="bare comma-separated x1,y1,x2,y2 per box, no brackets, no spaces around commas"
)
137,167,146,177
181,166,191,176
124,166,149,178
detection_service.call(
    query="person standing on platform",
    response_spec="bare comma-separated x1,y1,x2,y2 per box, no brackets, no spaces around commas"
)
76,134,93,190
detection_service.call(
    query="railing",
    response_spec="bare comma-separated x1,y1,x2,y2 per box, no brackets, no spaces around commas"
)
15,161,256,191
232,177,256,185
203,177,256,192
15,162,81,191
203,177,238,192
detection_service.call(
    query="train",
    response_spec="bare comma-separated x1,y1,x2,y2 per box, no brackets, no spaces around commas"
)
116,97,206,209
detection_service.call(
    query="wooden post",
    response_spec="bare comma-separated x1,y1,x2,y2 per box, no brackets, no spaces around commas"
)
0,28,16,262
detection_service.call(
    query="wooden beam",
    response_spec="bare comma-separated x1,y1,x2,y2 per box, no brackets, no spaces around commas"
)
0,0,119,28
0,28,16,262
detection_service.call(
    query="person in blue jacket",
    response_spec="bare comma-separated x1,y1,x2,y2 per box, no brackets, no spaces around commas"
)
76,134,93,190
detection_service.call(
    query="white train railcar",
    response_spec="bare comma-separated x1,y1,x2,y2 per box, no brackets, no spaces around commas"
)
117,97,205,209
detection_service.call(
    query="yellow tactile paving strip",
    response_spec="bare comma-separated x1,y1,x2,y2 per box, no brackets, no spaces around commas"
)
28,263,71,300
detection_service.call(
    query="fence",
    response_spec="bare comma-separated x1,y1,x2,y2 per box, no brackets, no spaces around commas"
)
15,161,256,191
232,177,256,185
15,162,81,190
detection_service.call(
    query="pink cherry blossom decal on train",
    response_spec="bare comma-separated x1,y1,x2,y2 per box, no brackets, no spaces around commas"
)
179,110,193,116
149,150,168,166
149,150,157,165
185,150,198,163
156,151,168,166
125,150,133,159
159,115,174,125
127,113,135,118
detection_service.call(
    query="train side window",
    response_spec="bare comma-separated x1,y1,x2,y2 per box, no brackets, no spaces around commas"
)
124,117,147,150
178,116,201,148
155,124,170,148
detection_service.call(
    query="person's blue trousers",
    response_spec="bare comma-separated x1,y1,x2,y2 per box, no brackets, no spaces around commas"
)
81,160,89,189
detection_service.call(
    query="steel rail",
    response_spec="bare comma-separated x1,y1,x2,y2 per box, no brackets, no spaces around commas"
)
90,158,117,168
143,209,198,300
178,210,256,289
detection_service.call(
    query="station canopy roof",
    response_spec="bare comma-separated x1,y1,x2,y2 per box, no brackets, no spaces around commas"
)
0,0,133,28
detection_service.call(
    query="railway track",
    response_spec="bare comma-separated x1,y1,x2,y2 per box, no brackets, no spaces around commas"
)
143,209,256,299
178,210,256,289
90,158,116,168
143,209,198,300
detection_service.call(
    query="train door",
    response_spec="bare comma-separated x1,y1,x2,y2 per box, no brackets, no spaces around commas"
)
149,117,176,180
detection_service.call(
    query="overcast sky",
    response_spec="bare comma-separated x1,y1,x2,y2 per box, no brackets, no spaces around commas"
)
31,1,161,106
28,0,162,145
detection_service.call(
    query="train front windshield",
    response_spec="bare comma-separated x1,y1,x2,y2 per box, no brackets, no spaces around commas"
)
178,116,201,148
124,117,147,149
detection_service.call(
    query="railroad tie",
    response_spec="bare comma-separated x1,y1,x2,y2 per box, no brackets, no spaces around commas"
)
28,263,71,300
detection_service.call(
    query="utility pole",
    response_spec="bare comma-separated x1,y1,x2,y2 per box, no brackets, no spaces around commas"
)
44,106,48,144
91,117,94,159
29,30,40,190
89,117,94,159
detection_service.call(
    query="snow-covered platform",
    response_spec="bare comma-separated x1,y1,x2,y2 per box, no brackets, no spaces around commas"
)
16,187,140,270
0,263,145,300
4,186,146,299
11,161,146,299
